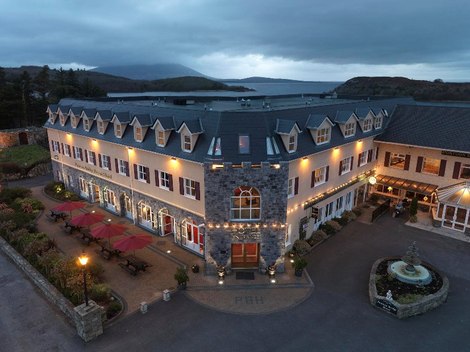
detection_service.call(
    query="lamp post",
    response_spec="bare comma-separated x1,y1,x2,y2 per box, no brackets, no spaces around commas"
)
78,252,89,306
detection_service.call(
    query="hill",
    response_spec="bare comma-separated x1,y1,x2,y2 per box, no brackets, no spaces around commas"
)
91,64,206,80
335,76,470,101
221,76,307,83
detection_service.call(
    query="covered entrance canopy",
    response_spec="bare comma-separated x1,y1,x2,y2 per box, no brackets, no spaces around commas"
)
375,174,438,196
435,181,470,233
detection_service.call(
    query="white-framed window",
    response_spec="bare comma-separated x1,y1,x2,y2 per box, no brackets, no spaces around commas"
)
59,114,65,126
345,191,352,207
288,134,296,153
184,178,196,198
344,122,356,137
87,150,96,165
359,151,368,167
390,153,406,169
115,123,122,137
285,224,292,246
159,171,171,190
138,202,152,223
135,127,143,142
422,157,440,175
183,135,192,152
104,189,116,207
287,178,295,198
137,164,148,182
230,186,261,220
157,130,165,146
79,177,87,194
239,135,250,154
314,166,327,186
73,146,82,160
326,201,334,217
97,121,105,134
340,156,353,175
460,164,470,179
83,119,90,131
101,154,110,170
374,116,383,129
67,174,74,187
316,127,330,144
118,159,129,176
363,119,373,132
64,144,71,157
51,140,60,153
336,196,343,211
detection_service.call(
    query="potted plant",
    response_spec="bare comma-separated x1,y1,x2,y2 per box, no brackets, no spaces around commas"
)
191,264,200,273
174,267,189,289
293,257,308,277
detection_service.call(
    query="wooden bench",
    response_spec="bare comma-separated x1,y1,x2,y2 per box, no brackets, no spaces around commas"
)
119,262,138,276
98,245,122,260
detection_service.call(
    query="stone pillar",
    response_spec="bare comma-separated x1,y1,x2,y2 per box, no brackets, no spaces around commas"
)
74,300,104,342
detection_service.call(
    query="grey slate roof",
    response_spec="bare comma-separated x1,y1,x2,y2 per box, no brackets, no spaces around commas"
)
131,114,153,127
355,107,374,120
376,104,470,153
275,119,300,134
70,106,83,116
45,97,414,164
305,114,334,130
335,111,356,124
96,110,113,121
113,111,131,123
152,116,175,131
82,108,96,118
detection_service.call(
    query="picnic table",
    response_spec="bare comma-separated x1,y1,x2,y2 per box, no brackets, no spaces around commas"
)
78,229,101,246
119,255,151,275
47,210,68,222
63,221,82,234
98,243,122,260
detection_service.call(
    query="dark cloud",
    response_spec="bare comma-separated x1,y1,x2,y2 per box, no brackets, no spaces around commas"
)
0,0,468,79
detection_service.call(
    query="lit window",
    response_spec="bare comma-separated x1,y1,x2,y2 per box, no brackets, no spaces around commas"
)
316,127,330,144
83,119,90,131
287,178,295,198
314,166,327,186
390,153,406,169
115,123,122,137
230,186,261,220
363,119,372,132
135,127,143,141
374,116,383,129
239,135,250,154
460,164,470,179
340,156,353,175
184,178,196,198
97,121,105,134
157,130,165,146
344,122,356,137
359,151,368,166
183,135,192,152
288,134,296,153
422,158,440,175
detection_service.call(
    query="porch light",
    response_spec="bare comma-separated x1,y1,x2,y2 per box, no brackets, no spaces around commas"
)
387,186,393,192
166,250,171,254
368,176,377,185
217,266,225,284
270,278,277,284
171,157,177,161
302,157,308,161
423,196,429,202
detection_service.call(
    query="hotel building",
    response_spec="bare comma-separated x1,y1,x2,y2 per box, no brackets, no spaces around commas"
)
45,97,470,272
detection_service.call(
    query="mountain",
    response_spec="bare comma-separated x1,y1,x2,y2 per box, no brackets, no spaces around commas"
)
91,64,206,80
220,76,308,83
335,76,470,101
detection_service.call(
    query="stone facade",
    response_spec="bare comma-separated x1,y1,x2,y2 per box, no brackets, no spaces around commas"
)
204,161,289,272
0,127,47,148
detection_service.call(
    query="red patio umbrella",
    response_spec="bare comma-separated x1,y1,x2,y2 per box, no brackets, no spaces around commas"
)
91,223,127,246
52,201,86,217
70,211,105,228
112,234,153,255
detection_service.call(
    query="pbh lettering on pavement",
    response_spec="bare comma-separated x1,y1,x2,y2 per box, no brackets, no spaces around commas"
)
234,296,264,304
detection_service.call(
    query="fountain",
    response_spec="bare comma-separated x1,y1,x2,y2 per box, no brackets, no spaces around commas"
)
388,241,432,285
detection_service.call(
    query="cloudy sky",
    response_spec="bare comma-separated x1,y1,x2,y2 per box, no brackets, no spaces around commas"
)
1,0,469,81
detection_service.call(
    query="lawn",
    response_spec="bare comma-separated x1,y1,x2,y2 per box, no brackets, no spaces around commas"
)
0,144,50,167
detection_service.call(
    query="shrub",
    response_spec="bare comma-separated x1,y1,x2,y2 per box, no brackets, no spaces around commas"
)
352,207,362,217
0,187,32,204
342,211,357,222
396,294,424,304
292,257,308,271
106,300,122,319
326,220,342,231
307,230,327,246
44,181,80,201
293,240,311,255
409,197,418,216
13,197,44,212
90,283,111,303
37,249,63,278
319,223,336,236
22,234,55,265
334,216,349,226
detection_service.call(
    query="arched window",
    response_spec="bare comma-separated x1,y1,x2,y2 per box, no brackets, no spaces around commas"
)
230,186,261,220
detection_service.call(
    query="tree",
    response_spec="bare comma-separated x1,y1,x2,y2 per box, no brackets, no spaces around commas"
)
409,197,418,216
34,65,50,100
19,71,32,127
0,66,5,87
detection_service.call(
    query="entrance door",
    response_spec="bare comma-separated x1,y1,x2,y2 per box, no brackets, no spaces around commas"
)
18,132,28,145
231,243,259,268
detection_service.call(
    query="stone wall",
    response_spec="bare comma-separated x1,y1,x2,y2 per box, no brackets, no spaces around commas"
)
0,127,47,148
369,257,449,319
204,161,289,272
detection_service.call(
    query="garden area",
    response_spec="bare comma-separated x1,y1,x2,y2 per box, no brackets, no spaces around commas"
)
0,144,50,176
0,186,121,319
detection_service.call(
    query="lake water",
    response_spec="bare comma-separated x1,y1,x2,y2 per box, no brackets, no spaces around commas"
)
108,81,343,98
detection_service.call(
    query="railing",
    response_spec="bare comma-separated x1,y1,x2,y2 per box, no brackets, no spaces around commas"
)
371,199,391,223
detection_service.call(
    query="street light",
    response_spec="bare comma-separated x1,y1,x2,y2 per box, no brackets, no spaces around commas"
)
78,252,89,306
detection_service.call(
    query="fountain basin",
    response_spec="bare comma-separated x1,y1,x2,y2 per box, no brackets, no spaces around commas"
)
388,261,432,285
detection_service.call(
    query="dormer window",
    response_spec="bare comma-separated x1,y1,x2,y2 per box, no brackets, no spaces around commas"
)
115,123,122,138
71,116,77,128
374,116,383,129
135,126,143,142
157,130,165,147
316,127,331,144
97,120,105,134
344,122,356,137
239,135,250,154
59,114,65,126
183,135,192,152
363,119,372,132
288,134,297,153
83,119,90,132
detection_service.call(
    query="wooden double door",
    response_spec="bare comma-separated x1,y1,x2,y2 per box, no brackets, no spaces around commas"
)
231,243,259,268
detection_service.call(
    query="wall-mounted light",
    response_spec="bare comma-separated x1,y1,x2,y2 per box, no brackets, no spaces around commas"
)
368,176,377,185
171,157,177,161
302,157,308,161
273,164,281,169
334,147,339,150
357,139,363,143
